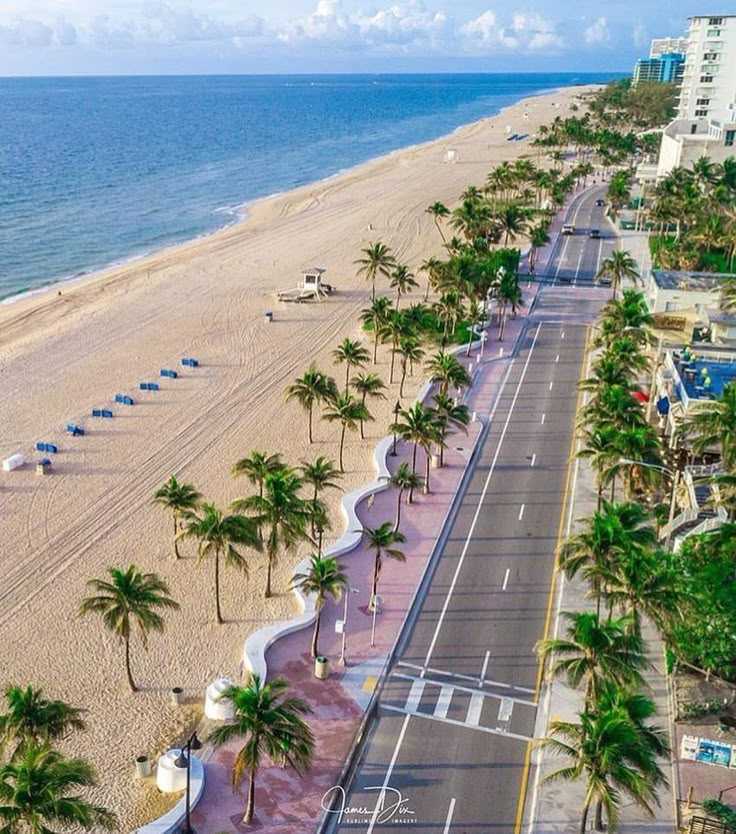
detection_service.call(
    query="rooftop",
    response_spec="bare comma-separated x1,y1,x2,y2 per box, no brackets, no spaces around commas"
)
652,270,734,292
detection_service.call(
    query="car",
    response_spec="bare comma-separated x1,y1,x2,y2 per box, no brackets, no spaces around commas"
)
595,275,612,287
561,223,575,235
595,198,605,207
590,228,602,239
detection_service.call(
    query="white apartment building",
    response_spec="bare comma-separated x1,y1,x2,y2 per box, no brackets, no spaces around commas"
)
655,15,736,178
650,36,689,58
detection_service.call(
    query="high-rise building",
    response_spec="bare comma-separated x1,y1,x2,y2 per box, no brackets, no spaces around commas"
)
677,15,736,121
633,53,685,86
650,37,690,58
654,14,736,177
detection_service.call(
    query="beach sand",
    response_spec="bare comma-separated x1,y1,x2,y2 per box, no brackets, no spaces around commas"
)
0,85,592,828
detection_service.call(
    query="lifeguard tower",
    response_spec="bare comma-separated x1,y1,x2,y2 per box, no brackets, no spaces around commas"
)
277,267,334,303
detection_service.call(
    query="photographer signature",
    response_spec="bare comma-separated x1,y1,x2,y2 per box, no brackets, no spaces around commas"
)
321,784,417,825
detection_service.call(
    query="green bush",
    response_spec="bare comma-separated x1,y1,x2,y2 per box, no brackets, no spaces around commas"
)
703,799,736,830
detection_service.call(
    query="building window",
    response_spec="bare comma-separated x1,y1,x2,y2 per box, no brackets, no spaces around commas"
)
708,17,723,25
703,52,719,60
700,75,714,83
695,109,708,117
665,302,681,313
726,131,735,147
707,28,722,37
696,99,710,105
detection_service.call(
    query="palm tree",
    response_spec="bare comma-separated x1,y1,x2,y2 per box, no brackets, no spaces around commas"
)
390,402,434,501
232,451,284,499
351,372,387,439
529,222,551,272
332,338,370,394
605,547,678,633
378,311,410,384
322,394,371,473
364,523,406,610
0,744,115,832
419,257,444,302
300,456,341,537
426,202,450,243
292,554,347,657
539,707,664,834
285,365,338,444
208,677,314,826
680,382,736,470
464,300,485,356
596,250,640,300
355,242,396,301
537,610,648,706
396,337,425,399
360,296,393,363
426,351,471,397
577,425,621,510
152,475,201,559
390,265,419,310
0,686,86,761
79,565,179,691
180,505,261,621
232,469,310,599
497,203,529,245
389,463,422,531
432,292,465,346
432,393,470,466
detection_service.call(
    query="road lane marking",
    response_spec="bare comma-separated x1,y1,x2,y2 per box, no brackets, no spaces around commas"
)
393,672,536,705
541,413,546,424
555,354,559,362
531,453,536,467
503,568,511,590
382,703,533,742
513,324,591,834
573,247,585,286
434,686,453,720
422,323,543,671
497,697,514,733
549,381,554,390
518,504,525,521
467,693,484,726
480,651,490,686
366,713,411,834
561,331,565,339
405,679,425,713
443,798,456,834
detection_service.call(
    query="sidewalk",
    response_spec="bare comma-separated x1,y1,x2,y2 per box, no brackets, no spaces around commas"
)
529,371,677,832
191,302,536,832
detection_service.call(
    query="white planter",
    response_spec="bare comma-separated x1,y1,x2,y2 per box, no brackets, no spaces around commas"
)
155,749,187,793
204,677,235,721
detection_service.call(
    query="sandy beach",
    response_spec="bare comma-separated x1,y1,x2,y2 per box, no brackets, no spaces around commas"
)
0,84,591,828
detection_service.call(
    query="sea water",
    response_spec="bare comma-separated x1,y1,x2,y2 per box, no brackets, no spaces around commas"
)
0,73,616,300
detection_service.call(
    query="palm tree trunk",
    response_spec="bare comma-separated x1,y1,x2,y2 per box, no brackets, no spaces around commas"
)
244,770,256,824
265,554,273,598
610,477,616,503
371,551,381,608
308,404,314,445
466,328,473,356
345,366,350,396
409,443,418,503
173,515,180,559
594,799,604,831
215,553,223,623
373,330,379,364
360,393,367,440
311,610,321,658
339,423,347,472
400,362,407,399
596,482,602,512
125,636,137,692
424,447,431,494
395,489,404,531
389,341,397,384
435,218,446,244
371,278,376,302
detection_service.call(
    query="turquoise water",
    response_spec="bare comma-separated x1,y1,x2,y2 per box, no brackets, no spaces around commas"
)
0,73,616,300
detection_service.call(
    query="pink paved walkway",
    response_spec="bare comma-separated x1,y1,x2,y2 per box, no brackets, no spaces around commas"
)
192,301,536,833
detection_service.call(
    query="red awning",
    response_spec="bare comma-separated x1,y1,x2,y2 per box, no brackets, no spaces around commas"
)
632,391,649,403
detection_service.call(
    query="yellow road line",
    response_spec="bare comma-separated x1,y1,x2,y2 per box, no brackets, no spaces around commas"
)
513,325,591,834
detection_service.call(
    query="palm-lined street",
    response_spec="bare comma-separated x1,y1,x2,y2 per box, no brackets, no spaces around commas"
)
328,195,607,832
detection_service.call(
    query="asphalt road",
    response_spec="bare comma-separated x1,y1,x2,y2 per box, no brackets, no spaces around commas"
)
327,195,607,834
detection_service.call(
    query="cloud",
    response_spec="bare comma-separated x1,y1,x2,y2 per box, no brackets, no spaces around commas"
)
583,16,610,46
632,21,648,49
0,18,53,46
510,12,564,51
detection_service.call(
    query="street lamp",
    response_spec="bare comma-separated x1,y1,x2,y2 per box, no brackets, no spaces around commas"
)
174,731,203,834
337,587,360,666
390,400,402,457
618,458,680,549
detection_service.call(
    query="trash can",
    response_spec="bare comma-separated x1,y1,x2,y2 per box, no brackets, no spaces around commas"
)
135,755,151,778
314,656,329,680
264,311,273,323
431,453,440,469
170,687,184,706
36,459,52,476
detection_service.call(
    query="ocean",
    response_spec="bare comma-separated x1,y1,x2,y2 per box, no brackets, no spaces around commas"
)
0,73,616,301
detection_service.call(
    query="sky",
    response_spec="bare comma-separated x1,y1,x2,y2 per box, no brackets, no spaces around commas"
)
0,0,700,76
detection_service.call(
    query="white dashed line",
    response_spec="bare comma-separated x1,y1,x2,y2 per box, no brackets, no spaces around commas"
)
531,453,536,467
549,381,554,391
518,504,525,521
479,651,490,686
502,568,511,590
555,354,560,363
541,413,546,425
443,798,456,834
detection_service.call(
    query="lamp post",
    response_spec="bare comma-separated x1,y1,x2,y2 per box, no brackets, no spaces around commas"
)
174,731,202,834
390,400,401,457
618,458,680,549
338,587,360,666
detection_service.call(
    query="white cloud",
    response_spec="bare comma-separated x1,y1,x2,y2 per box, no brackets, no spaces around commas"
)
632,20,648,49
583,16,610,46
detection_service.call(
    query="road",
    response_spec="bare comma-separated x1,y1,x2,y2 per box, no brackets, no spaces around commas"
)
537,186,617,287
327,193,607,834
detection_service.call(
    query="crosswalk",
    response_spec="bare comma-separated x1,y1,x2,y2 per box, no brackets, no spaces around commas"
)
381,667,537,742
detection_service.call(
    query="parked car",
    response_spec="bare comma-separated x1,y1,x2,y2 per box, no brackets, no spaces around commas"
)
561,224,575,235
595,198,605,207
590,228,602,239
595,275,612,286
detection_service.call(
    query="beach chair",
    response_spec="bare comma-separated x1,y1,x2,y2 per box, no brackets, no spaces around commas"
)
66,424,85,437
181,357,200,368
123,396,134,406
102,409,113,418
35,443,58,454
160,369,178,379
